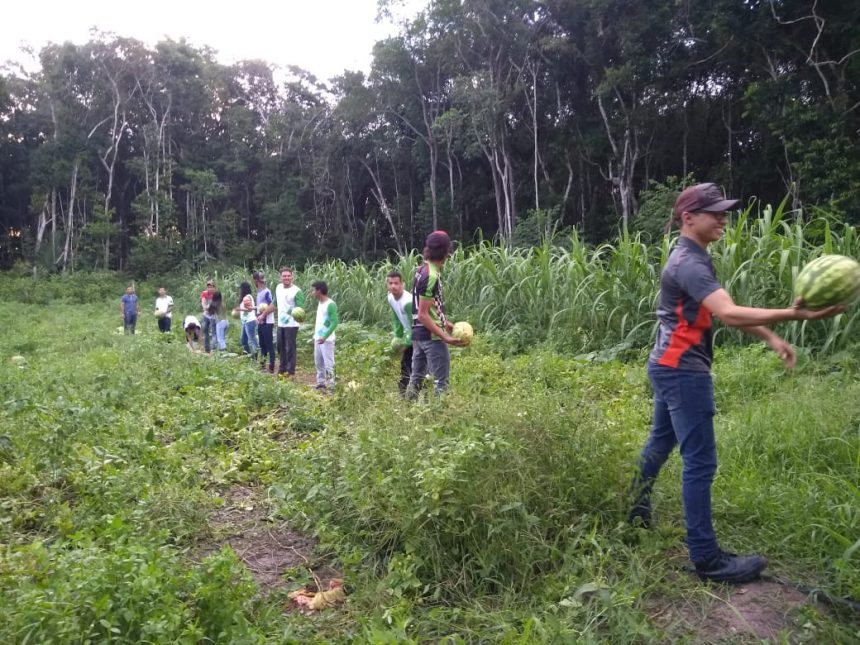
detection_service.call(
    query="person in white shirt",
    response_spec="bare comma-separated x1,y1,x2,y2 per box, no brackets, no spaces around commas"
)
311,281,338,392
154,287,174,333
386,271,413,394
273,268,304,376
234,281,259,357
184,315,201,351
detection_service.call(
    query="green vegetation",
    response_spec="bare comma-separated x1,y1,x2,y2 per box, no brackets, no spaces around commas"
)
1,223,859,641
3,1,860,269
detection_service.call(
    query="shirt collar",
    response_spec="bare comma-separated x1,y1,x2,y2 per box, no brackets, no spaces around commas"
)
677,236,709,257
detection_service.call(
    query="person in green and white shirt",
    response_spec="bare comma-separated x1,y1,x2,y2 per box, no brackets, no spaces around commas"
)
386,270,413,394
311,280,338,392
406,230,465,398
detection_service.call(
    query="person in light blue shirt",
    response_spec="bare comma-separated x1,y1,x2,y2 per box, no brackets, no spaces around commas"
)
120,286,140,335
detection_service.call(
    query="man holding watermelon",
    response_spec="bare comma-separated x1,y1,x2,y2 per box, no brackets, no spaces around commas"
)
405,231,466,399
629,182,845,584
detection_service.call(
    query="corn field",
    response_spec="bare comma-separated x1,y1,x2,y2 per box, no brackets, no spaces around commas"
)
190,201,860,357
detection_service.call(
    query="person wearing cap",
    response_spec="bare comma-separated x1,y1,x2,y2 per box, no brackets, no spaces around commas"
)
253,271,276,373
200,280,217,353
629,182,844,584
405,231,465,398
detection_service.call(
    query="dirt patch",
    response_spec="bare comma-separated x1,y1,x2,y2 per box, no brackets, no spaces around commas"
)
200,485,339,594
649,578,813,642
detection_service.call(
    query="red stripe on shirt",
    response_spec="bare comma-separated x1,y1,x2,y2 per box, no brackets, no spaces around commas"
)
657,299,712,368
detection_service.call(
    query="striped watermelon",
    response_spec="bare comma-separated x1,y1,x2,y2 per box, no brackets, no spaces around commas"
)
794,255,860,309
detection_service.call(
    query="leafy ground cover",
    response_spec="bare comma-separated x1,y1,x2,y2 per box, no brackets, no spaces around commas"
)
0,290,858,642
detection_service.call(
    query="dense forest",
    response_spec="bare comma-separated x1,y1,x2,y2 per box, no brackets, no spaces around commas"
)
0,0,858,273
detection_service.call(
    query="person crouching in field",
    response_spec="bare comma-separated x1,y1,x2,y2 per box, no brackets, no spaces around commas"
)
184,315,202,351
629,182,844,584
235,281,259,358
311,281,338,393
120,285,140,335
154,287,174,333
253,271,276,373
406,231,465,399
386,270,414,394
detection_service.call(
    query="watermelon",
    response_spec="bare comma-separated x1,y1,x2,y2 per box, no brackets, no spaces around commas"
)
291,307,306,323
794,255,860,310
390,337,403,351
452,321,474,346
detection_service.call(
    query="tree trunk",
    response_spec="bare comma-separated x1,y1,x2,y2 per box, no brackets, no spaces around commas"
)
361,158,402,253
59,161,79,272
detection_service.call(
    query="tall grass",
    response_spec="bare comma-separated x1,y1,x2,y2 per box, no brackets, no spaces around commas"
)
282,202,860,356
5,200,858,356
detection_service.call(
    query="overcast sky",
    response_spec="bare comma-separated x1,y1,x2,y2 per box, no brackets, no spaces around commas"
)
0,0,424,80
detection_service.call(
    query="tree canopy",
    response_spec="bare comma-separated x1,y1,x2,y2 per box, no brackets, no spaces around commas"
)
1,0,858,273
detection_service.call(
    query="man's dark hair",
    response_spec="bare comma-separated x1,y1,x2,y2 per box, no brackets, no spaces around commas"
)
424,230,453,261
239,281,252,298
386,270,402,281
311,280,328,295
279,267,293,274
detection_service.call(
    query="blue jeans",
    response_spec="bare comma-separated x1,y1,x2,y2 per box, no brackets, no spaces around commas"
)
240,320,258,355
635,363,719,563
202,314,216,352
216,319,229,351
258,322,275,370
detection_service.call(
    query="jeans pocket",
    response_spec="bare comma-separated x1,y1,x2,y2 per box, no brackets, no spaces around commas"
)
650,366,715,416
679,373,715,416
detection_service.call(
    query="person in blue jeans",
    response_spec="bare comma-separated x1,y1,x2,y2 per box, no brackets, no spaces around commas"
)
120,285,140,334
235,281,258,357
210,291,229,351
630,182,843,584
253,271,276,373
201,280,217,353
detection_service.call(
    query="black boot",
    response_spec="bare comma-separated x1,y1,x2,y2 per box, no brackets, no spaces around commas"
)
694,550,767,584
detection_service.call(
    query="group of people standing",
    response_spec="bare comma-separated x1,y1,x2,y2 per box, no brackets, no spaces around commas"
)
179,270,339,392
118,230,465,398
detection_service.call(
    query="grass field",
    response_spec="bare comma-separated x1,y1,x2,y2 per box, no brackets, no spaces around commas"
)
1,280,858,642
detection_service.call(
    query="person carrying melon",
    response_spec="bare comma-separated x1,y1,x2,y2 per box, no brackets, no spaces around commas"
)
405,231,466,399
262,267,304,377
629,182,844,584
386,269,414,394
154,287,174,333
